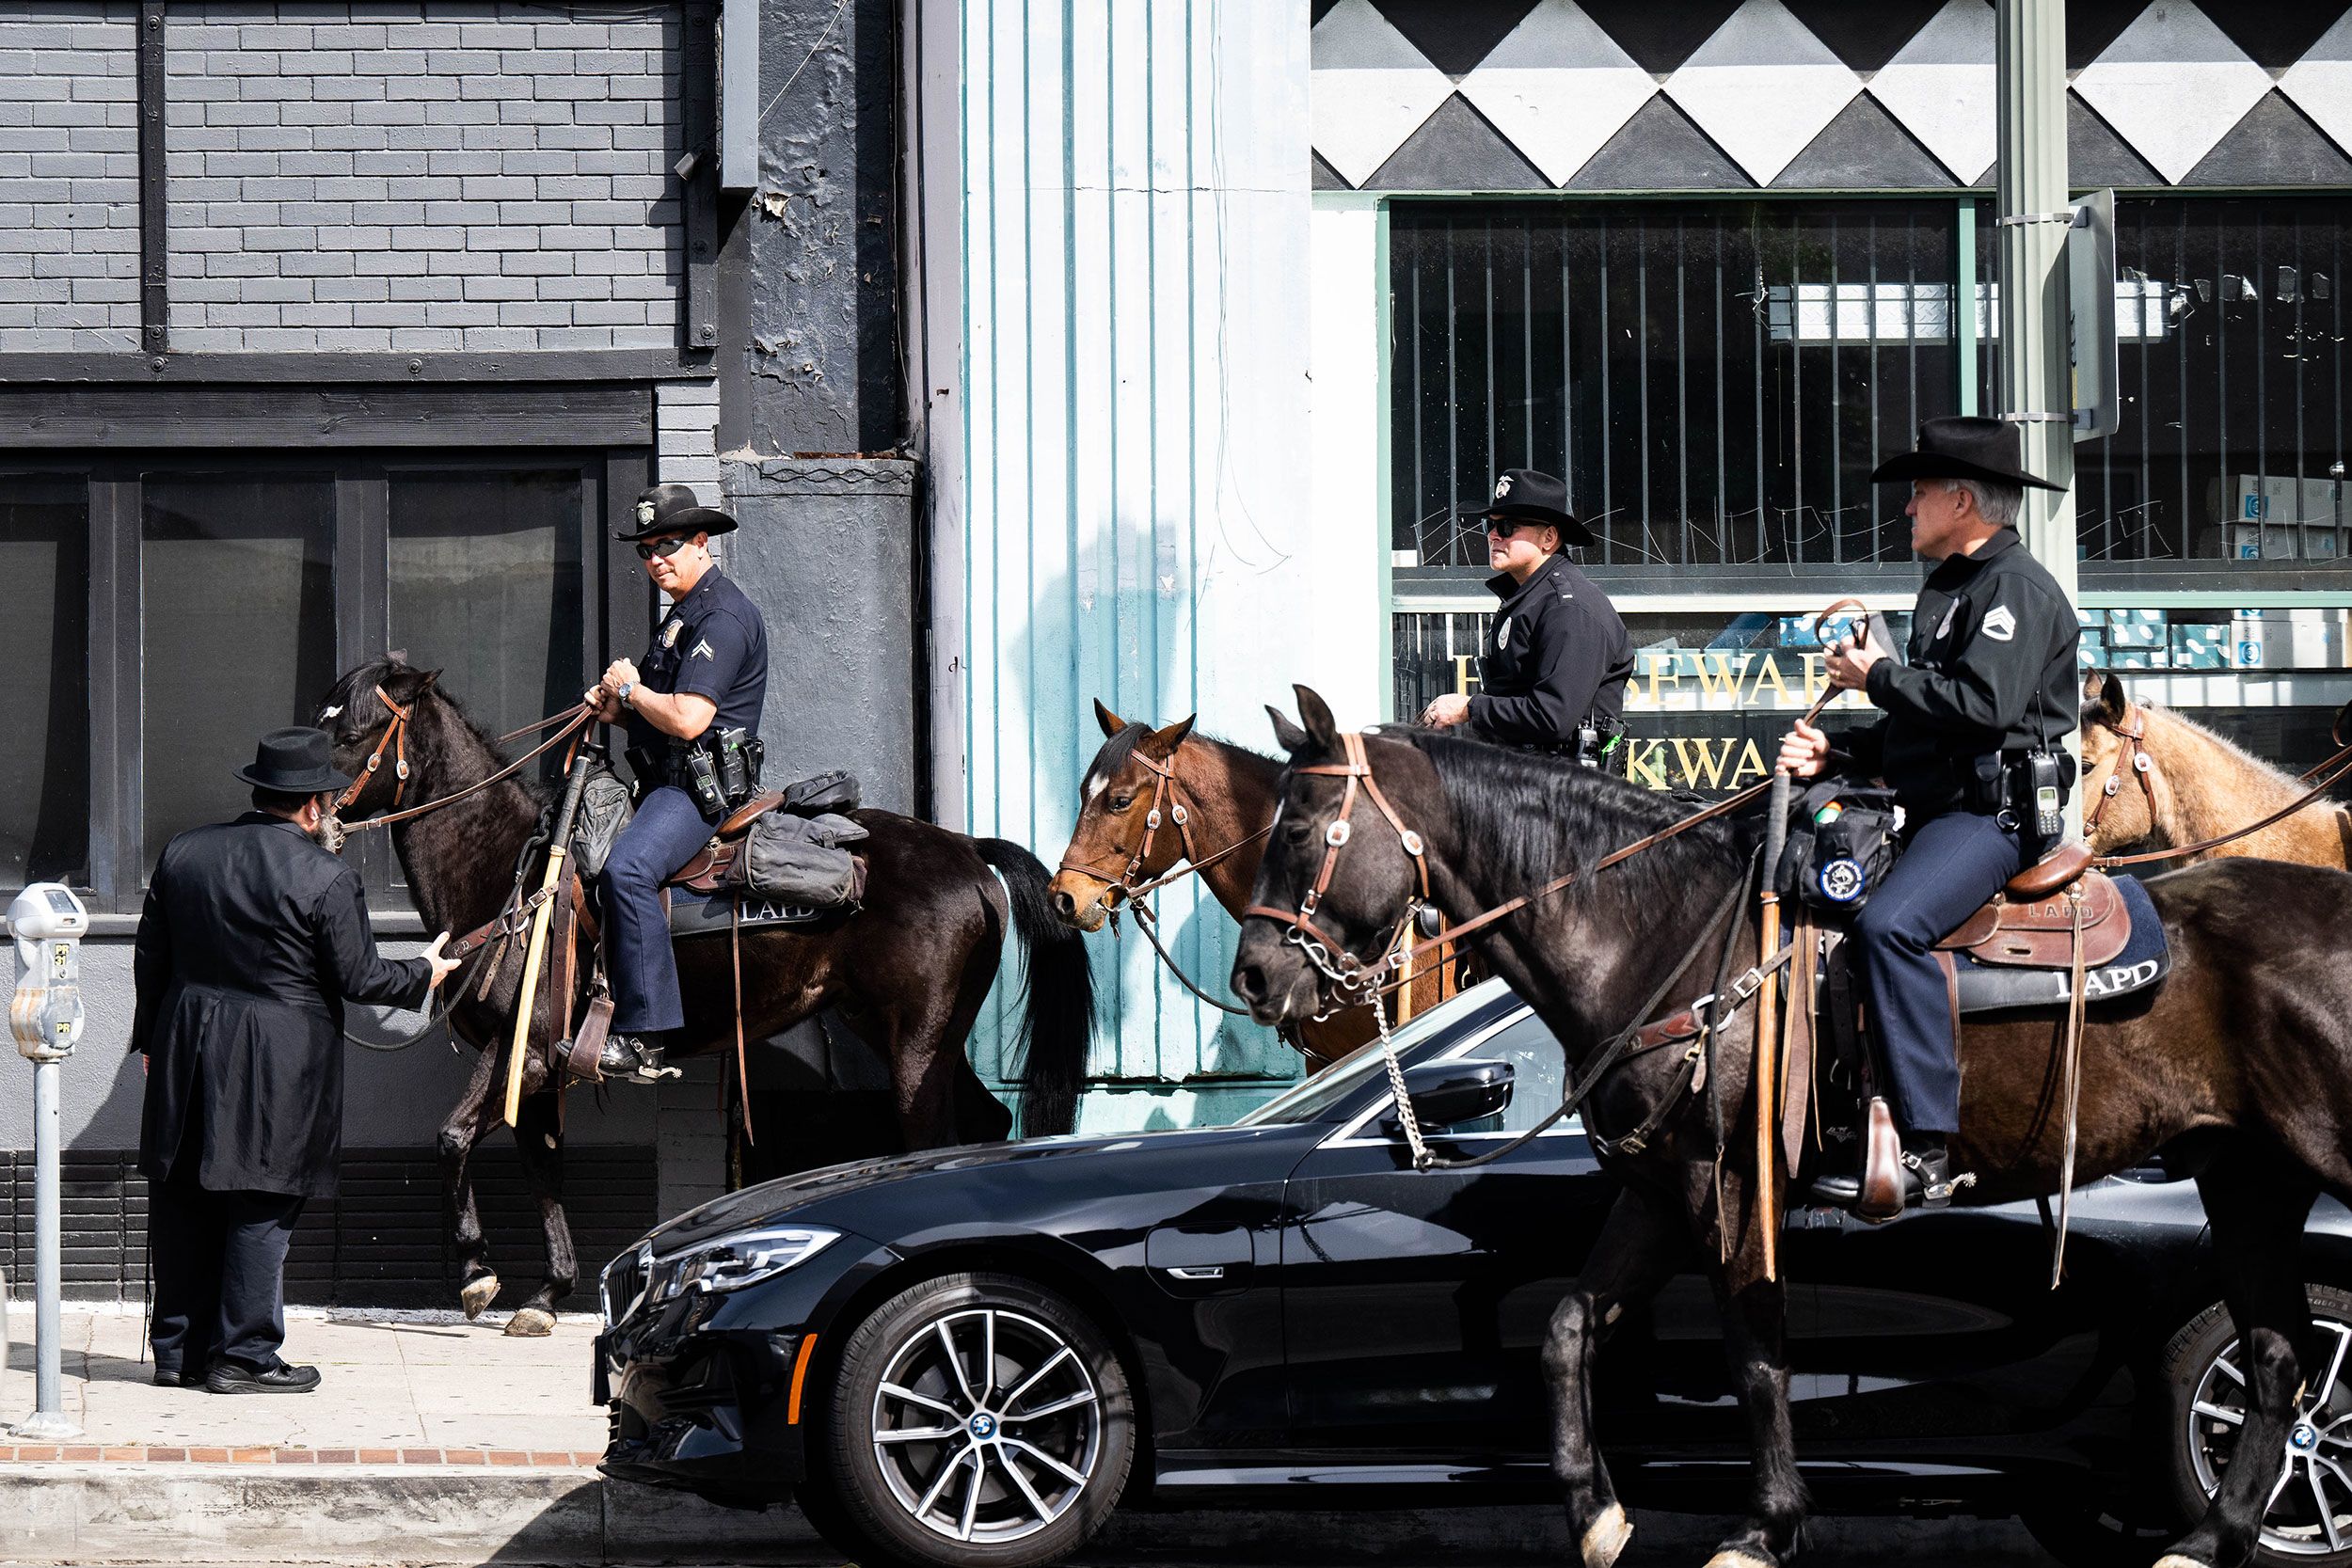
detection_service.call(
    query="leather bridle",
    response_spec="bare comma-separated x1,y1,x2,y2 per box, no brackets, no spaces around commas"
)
1057,746,1273,908
329,682,595,836
335,684,417,816
2085,705,2156,836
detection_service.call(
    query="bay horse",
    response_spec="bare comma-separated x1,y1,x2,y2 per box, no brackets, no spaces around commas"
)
1232,685,2352,1568
2083,670,2352,868
1047,700,1456,1073
318,658,1093,1334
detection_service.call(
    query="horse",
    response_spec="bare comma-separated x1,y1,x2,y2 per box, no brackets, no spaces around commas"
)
2083,670,2352,868
1047,699,1458,1073
1231,685,2352,1568
316,657,1094,1334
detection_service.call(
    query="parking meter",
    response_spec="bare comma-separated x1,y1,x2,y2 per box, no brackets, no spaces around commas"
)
10,884,87,1062
8,881,86,1438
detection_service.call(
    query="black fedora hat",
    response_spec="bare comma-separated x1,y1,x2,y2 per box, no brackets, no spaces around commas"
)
616,483,737,542
1870,415,2066,493
233,727,352,794
1465,467,1595,546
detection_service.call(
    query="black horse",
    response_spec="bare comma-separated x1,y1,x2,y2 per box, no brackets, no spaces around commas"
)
1233,687,2352,1568
319,658,1093,1334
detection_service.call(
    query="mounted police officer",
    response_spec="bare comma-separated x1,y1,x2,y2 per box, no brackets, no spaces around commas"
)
1782,417,2079,1212
585,483,770,1085
1419,468,1633,767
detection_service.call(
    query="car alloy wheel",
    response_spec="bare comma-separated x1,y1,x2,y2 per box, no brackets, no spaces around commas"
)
870,1306,1103,1544
807,1271,1135,1568
2172,1286,2352,1563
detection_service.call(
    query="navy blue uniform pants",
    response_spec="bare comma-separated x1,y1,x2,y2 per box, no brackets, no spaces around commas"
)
603,784,713,1034
148,1168,306,1375
1851,810,2024,1137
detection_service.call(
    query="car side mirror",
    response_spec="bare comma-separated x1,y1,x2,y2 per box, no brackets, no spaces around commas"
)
1385,1057,1514,1133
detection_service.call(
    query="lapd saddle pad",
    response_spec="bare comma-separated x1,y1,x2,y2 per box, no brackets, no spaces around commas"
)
666,884,848,938
1954,873,2169,1015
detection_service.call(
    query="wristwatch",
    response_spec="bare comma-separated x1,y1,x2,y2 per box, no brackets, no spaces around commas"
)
615,681,636,709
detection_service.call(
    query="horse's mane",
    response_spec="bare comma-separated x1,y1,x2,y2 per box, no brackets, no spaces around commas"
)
2139,700,2312,800
1391,727,1754,914
1081,721,1278,799
325,657,551,802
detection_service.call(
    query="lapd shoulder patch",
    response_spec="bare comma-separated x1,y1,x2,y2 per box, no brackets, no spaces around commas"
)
1980,604,2017,642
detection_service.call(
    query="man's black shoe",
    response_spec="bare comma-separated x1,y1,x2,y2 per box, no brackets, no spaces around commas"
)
597,1032,681,1084
1810,1148,1978,1213
203,1359,322,1395
152,1366,193,1388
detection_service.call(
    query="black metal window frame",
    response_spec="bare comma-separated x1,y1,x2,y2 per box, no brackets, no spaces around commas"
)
0,444,655,915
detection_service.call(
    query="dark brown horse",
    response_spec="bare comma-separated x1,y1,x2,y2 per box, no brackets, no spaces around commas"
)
1232,686,2352,1568
318,658,1093,1334
1048,700,1459,1073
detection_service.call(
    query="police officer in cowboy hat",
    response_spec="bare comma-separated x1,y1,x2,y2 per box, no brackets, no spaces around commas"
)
585,483,771,1084
1420,468,1633,767
1782,416,2080,1212
135,727,464,1392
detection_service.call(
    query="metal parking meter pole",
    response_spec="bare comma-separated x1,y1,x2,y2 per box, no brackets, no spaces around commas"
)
10,884,88,1441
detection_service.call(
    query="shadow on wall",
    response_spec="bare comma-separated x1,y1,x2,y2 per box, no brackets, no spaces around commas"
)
973,550,1304,1128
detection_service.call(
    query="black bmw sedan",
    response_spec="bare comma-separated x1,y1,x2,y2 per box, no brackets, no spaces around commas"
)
598,979,2352,1568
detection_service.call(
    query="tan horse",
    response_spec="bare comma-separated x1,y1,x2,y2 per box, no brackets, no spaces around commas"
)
1048,702,1462,1072
2081,670,2352,868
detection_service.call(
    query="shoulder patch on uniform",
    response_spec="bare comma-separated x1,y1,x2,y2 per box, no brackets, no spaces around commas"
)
1980,604,2017,642
691,638,716,660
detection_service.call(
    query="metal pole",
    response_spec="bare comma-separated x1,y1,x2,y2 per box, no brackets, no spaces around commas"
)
1996,0,2082,831
19,1056,79,1439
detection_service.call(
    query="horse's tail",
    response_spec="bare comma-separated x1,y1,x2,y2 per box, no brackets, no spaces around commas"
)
977,836,1096,1137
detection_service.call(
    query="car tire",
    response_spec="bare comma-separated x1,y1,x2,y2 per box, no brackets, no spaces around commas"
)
803,1271,1136,1568
2161,1284,2352,1566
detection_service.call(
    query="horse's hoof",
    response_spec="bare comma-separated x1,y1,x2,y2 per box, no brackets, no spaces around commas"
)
503,1307,556,1338
2152,1558,2212,1568
1580,1503,1632,1568
1703,1553,1776,1568
460,1275,501,1320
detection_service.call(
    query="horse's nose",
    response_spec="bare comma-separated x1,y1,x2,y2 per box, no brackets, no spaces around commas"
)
1050,887,1077,921
1232,961,1267,1007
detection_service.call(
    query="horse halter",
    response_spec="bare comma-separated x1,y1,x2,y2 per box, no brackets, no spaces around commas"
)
1058,748,1199,899
2087,705,2157,834
335,684,416,816
1243,731,1431,995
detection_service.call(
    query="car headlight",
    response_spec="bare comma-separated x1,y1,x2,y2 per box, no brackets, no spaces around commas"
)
645,1226,841,1306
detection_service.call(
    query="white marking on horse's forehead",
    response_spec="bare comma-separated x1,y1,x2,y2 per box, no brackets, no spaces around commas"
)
1083,769,1110,802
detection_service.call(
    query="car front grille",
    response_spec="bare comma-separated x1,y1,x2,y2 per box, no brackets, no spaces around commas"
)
602,1243,650,1328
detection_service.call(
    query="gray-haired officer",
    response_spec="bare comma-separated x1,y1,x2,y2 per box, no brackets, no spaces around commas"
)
1786,417,2080,1212
1420,468,1633,766
585,484,771,1084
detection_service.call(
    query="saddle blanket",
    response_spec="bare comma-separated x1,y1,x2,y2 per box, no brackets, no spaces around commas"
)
667,886,841,938
1953,873,2169,1015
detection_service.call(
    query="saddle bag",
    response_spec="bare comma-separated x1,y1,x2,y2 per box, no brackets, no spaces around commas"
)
571,766,636,881
1777,782,1901,918
726,810,870,910
779,769,860,817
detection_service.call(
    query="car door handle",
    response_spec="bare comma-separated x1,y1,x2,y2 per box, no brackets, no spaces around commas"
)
1164,1265,1226,1281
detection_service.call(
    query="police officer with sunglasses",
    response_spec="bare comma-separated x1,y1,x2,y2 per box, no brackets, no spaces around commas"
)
582,483,771,1084
1420,468,1633,767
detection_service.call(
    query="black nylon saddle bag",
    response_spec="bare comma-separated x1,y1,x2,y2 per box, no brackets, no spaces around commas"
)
1776,781,1901,919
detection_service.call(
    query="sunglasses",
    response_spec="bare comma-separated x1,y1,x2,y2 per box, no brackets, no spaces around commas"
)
634,534,696,561
1486,516,1544,538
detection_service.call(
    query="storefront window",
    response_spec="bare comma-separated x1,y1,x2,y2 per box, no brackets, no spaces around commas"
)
0,476,90,888
390,468,587,737
142,474,337,873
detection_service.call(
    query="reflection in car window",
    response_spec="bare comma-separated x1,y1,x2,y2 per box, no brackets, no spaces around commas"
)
1233,979,1514,1127
1465,1010,1568,1133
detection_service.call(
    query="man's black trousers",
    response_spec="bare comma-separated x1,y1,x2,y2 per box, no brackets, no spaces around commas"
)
148,1167,306,1377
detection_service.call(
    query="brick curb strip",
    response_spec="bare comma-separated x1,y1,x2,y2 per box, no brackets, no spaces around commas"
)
0,1445,607,1465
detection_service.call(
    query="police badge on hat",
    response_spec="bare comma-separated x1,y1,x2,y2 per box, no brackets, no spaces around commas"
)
637,500,658,529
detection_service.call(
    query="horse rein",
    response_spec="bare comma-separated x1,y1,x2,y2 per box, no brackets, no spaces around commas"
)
2090,702,2352,868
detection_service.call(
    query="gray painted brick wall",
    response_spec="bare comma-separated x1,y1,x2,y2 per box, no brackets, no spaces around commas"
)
159,0,686,354
657,375,718,493
0,3,142,355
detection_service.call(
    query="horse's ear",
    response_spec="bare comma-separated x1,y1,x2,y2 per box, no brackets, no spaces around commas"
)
1093,697,1126,737
1266,703,1311,757
418,669,440,689
1140,713,1195,759
2085,668,2128,728
1292,685,1340,752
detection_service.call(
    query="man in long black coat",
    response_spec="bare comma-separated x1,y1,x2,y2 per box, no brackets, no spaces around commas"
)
135,727,459,1393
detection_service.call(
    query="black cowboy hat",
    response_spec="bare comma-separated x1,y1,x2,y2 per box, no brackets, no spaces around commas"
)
615,482,737,542
1869,415,2066,493
1464,467,1595,546
232,726,352,794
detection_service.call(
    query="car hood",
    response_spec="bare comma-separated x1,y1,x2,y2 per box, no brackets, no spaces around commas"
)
645,1123,1305,1254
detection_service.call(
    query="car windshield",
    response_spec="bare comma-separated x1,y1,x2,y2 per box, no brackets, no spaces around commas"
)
1233,979,1514,1127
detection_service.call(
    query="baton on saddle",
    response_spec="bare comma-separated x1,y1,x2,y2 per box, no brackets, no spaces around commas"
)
504,752,594,1128
1755,764,1791,1282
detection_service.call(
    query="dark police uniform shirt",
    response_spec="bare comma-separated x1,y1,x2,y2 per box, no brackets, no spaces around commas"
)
625,567,770,757
1469,552,1635,747
1843,528,2079,816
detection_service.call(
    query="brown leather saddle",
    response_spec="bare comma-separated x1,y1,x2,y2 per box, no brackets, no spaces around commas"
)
667,791,788,894
1933,840,2131,970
